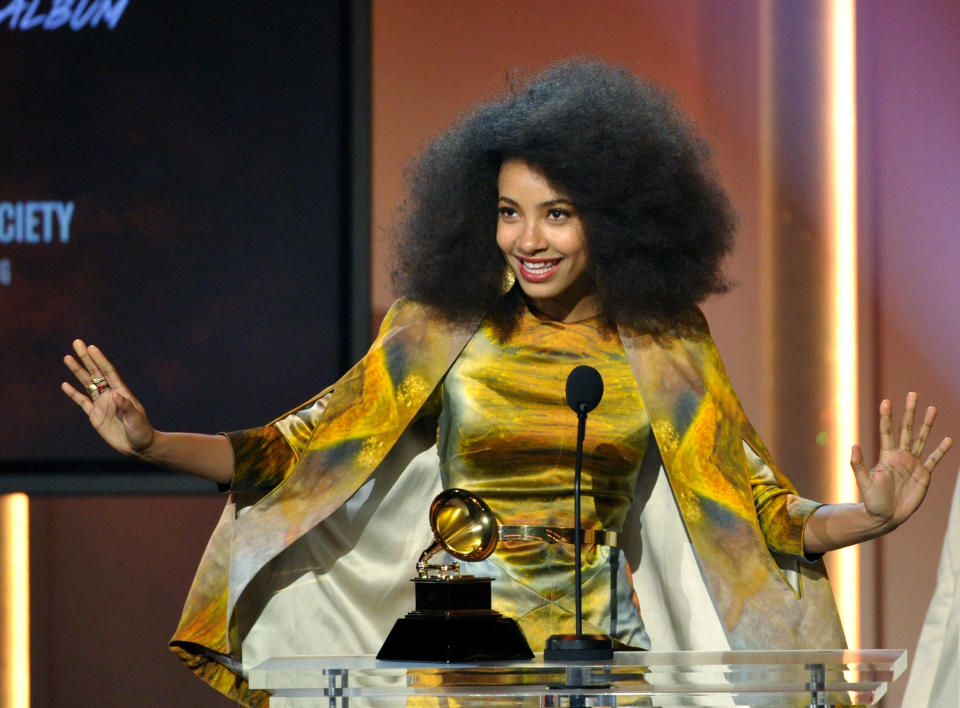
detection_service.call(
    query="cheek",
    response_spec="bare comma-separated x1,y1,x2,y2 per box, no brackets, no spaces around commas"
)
559,229,588,261
495,225,513,255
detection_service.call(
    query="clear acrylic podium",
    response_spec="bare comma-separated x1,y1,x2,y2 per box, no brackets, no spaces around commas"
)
248,649,905,707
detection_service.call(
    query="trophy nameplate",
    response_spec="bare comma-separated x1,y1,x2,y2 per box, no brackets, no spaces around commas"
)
376,488,533,662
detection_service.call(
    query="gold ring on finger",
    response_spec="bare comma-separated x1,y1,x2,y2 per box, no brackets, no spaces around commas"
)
86,383,99,395
91,376,106,385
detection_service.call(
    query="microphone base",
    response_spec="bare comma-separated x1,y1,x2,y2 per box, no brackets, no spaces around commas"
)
542,634,614,662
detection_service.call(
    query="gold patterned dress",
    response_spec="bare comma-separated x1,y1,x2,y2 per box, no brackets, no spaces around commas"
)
171,297,845,708
431,304,652,650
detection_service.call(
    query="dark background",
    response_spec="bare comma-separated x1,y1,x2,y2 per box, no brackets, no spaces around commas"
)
0,2,369,705
0,1,366,471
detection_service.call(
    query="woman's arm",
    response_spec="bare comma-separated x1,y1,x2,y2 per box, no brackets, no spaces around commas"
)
803,502,895,554
61,339,234,485
803,393,953,554
137,430,234,485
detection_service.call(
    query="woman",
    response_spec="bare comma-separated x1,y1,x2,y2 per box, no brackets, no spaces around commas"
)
62,60,951,706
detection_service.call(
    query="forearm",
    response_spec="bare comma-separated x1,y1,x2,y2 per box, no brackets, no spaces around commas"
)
139,430,235,485
802,501,893,555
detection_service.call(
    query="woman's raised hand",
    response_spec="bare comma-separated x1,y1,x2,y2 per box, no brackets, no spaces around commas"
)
851,392,954,530
61,339,155,457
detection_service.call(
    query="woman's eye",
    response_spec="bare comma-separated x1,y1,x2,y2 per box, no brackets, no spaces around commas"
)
547,208,569,220
498,206,517,218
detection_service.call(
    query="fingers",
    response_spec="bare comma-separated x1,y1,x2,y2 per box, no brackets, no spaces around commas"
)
85,344,126,391
879,393,952,466
64,339,127,402
877,392,954,470
66,339,106,399
64,353,92,389
849,444,869,489
898,391,918,451
912,405,938,457
72,338,100,378
924,437,954,472
878,399,894,450
60,381,93,415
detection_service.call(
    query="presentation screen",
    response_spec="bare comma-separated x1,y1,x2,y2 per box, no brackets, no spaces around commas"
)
0,2,356,465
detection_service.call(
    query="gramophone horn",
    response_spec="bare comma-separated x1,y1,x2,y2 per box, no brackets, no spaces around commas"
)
418,488,499,571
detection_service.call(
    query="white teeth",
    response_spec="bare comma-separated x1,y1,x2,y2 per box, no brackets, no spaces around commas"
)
521,260,560,272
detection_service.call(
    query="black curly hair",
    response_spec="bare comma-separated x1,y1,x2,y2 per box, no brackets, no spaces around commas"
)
391,58,736,330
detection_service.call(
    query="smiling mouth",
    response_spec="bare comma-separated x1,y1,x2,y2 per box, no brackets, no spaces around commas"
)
516,257,562,282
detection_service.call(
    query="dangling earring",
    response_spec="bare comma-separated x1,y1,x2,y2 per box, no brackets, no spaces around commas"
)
501,264,516,293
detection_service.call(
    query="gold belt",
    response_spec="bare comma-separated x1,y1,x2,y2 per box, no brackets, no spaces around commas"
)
498,525,619,548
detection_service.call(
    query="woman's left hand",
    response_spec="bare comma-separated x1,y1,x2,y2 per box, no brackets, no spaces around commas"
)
852,392,953,531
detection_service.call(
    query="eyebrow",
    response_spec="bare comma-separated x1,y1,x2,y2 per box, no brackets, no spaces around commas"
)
498,196,574,208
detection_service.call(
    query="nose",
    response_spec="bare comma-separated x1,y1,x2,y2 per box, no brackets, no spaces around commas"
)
516,221,547,255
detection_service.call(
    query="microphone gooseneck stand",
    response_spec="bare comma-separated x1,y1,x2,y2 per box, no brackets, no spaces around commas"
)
543,365,614,664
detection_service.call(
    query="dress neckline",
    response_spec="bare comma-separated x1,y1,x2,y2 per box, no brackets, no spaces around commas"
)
523,298,605,326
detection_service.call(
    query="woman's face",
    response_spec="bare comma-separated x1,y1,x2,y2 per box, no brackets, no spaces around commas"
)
496,159,601,323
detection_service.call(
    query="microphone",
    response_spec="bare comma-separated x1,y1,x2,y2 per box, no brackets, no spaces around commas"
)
565,365,604,414
544,365,614,663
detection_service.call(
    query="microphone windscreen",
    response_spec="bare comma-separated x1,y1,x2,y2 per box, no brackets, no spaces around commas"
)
565,365,604,413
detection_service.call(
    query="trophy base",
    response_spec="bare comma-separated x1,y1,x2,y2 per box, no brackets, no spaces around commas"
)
543,634,614,662
377,609,533,662
377,577,533,662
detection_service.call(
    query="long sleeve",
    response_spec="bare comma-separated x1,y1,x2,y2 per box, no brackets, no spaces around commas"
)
745,441,822,559
224,393,331,492
619,307,845,650
170,298,477,707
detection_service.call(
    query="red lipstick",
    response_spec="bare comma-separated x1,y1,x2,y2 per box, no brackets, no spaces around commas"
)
516,257,562,282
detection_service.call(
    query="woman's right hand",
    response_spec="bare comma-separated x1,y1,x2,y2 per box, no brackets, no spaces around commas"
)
61,339,156,457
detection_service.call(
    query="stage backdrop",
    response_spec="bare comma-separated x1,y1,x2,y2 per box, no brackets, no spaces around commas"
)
0,1,362,474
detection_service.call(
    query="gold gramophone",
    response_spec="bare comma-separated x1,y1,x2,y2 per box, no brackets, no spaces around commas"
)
377,488,533,661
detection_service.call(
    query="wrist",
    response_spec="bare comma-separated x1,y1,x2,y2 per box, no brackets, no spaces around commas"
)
133,428,160,461
859,502,899,537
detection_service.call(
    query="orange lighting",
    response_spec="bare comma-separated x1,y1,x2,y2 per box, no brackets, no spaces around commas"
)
1,493,30,707
827,0,860,648
758,0,775,424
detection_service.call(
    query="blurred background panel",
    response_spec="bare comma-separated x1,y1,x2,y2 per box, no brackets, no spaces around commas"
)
0,0,358,466
1,1,365,705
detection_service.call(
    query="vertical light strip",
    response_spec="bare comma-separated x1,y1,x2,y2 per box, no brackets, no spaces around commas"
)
2,494,30,707
828,0,860,648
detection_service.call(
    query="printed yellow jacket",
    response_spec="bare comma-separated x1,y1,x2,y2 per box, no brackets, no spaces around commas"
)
169,298,845,706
